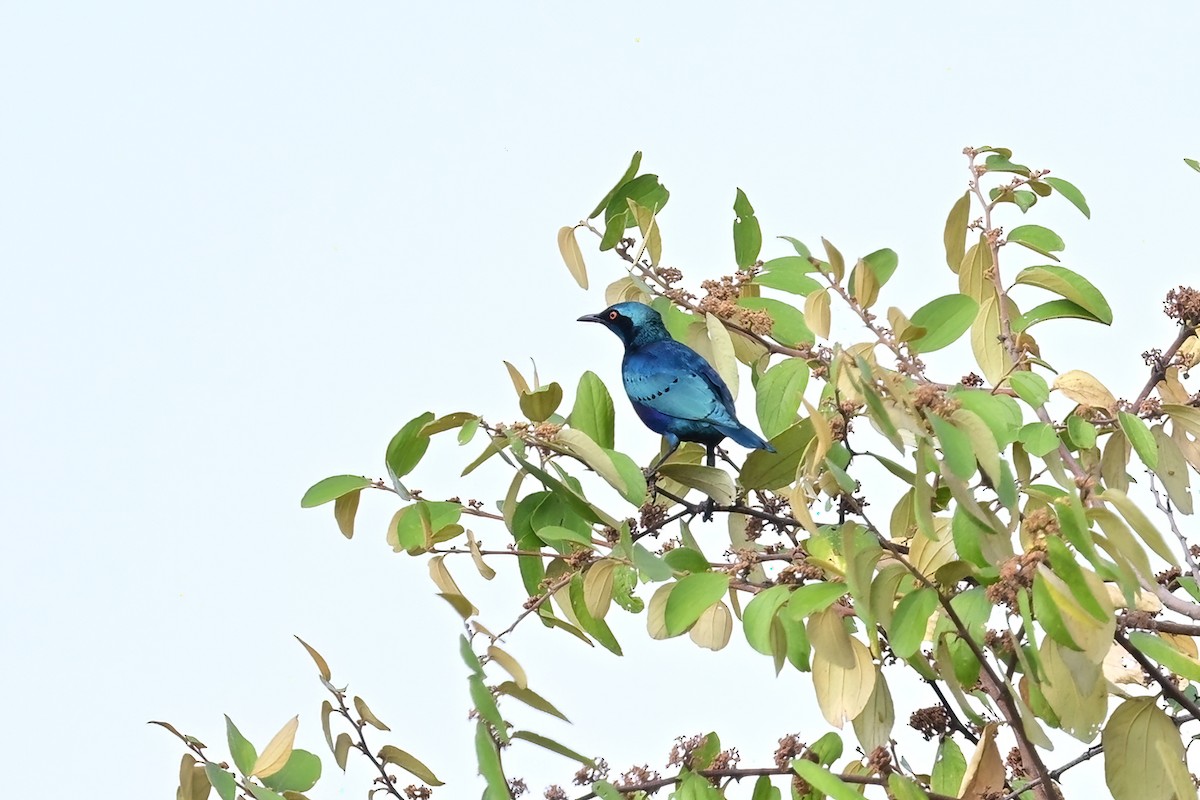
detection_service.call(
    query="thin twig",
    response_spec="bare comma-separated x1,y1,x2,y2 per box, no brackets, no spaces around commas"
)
1148,472,1200,584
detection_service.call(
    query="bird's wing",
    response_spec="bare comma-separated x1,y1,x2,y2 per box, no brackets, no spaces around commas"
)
623,341,736,423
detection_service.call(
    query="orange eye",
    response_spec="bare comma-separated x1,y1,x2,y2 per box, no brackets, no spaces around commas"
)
608,310,619,320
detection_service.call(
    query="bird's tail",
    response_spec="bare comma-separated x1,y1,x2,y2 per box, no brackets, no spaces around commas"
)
718,423,776,453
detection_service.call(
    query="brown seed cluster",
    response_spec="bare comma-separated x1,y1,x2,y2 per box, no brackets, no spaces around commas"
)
909,706,950,740
404,787,432,800
961,372,985,387
1006,747,1028,779
666,734,709,768
618,764,661,786
508,778,528,797
543,786,567,800
696,272,776,336
773,733,806,768
1165,286,1200,327
986,550,1047,609
866,745,892,774
572,758,609,786
640,501,666,532
912,384,960,415
1022,507,1060,541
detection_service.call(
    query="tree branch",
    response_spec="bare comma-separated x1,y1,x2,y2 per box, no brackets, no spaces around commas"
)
1116,632,1200,720
572,765,960,800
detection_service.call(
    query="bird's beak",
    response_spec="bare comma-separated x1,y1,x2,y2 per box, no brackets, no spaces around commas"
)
577,313,604,324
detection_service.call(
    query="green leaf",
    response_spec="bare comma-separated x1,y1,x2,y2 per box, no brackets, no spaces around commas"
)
984,154,1030,175
753,256,822,295
742,584,792,654
536,525,595,550
944,191,971,272
751,775,782,800
777,236,811,257
733,188,762,268
889,588,938,659
740,418,815,490
1013,299,1109,332
755,358,810,439
931,737,966,796
385,412,436,487
225,716,257,776
663,546,710,574
589,152,642,219
656,464,735,505
1009,371,1050,407
1018,422,1059,457
569,572,623,654
785,581,847,619
664,572,730,636
511,730,594,766
1187,158,1200,174
520,382,563,423
1066,414,1097,450
1014,266,1112,325
1119,412,1158,469
247,786,285,800
1007,225,1065,261
300,475,371,509
474,721,508,800
260,749,321,793
908,294,978,352
862,248,899,287
569,371,615,449
928,413,976,479
1043,176,1091,218
791,761,862,800
737,297,814,346
633,543,673,581
204,764,238,800
1128,632,1200,682
469,675,508,743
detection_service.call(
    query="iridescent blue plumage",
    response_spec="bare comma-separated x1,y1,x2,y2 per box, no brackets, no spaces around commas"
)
578,302,775,470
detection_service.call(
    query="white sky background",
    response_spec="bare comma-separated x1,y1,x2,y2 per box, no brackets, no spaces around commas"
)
3,1,1200,797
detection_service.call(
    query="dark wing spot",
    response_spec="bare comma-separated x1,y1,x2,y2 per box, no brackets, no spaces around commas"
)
672,377,679,383
664,386,670,393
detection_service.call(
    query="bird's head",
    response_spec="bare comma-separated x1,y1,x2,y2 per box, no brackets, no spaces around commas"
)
577,301,670,348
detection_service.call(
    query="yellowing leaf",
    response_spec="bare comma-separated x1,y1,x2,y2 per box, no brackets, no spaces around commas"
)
503,361,530,396
1103,697,1189,800
805,288,832,339
971,295,1009,385
705,313,739,399
333,489,359,539
944,191,971,271
812,635,875,728
486,645,527,689
689,600,733,651
251,716,298,778
582,559,617,619
294,636,331,682
958,722,1004,799
556,226,588,289
1053,369,1117,411
353,696,390,731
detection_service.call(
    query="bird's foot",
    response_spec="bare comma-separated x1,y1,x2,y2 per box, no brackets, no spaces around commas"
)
701,497,715,522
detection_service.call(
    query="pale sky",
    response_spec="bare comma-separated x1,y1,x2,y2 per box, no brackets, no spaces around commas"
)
4,2,1200,797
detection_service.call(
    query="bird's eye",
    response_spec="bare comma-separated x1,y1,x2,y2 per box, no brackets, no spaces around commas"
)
608,310,619,320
